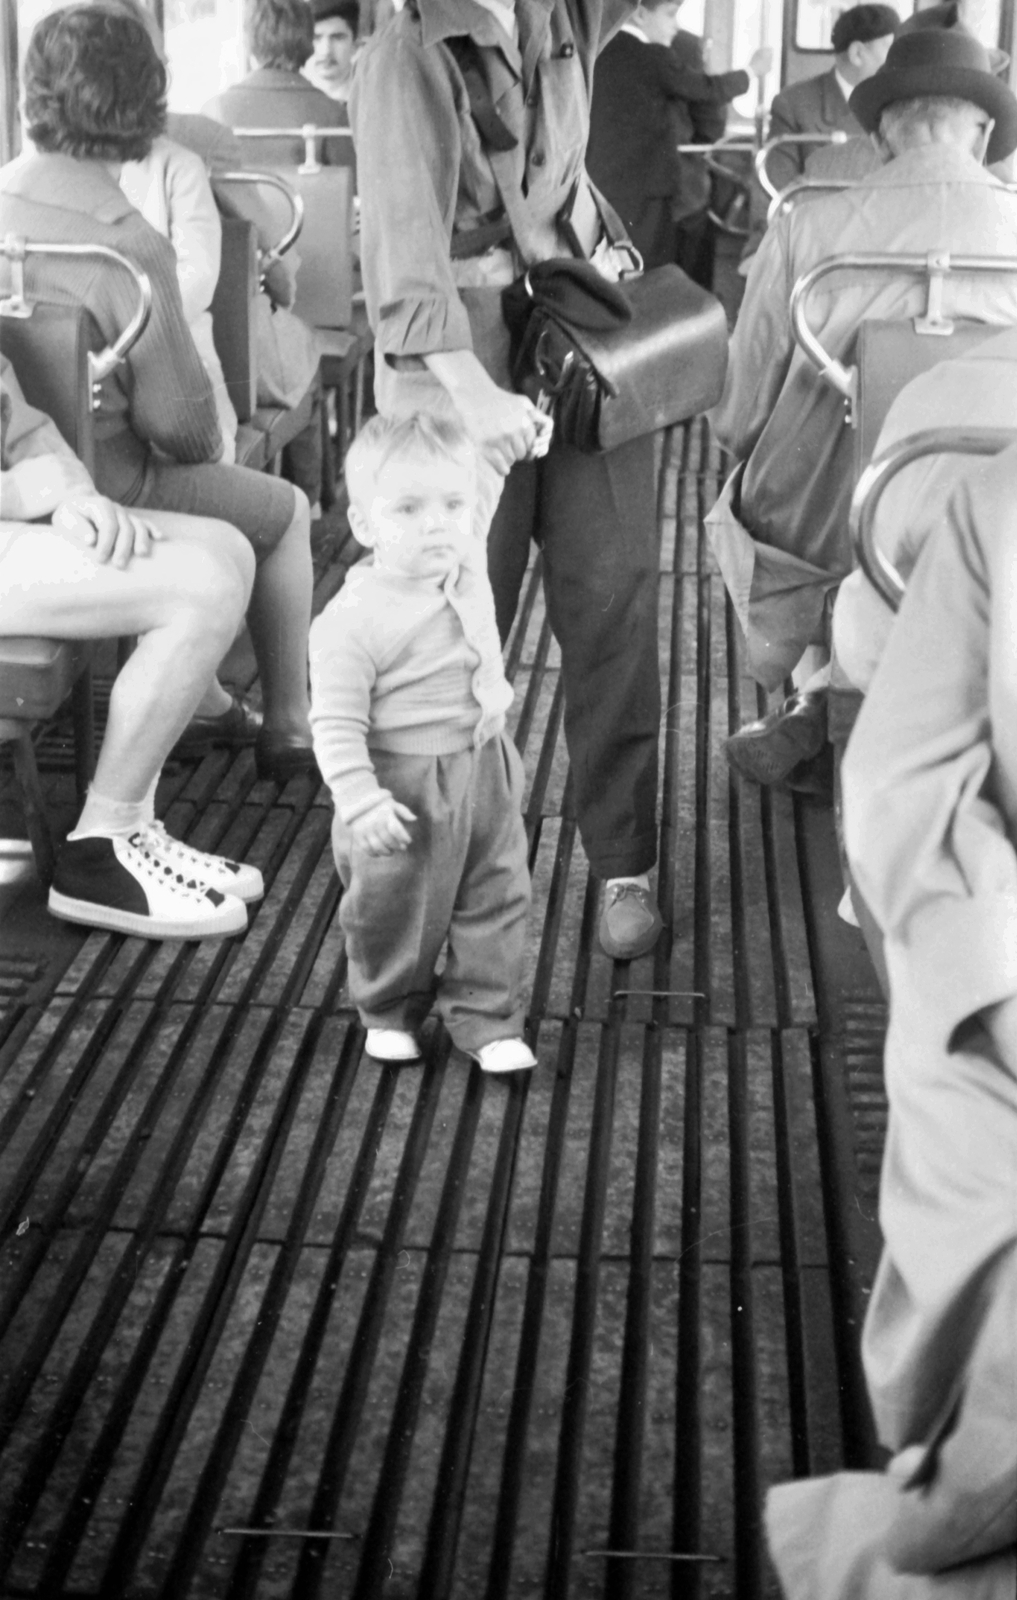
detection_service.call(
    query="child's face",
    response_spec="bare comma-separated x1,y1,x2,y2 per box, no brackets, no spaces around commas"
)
358,452,476,585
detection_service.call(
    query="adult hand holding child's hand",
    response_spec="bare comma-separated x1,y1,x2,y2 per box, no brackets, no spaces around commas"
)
351,798,416,856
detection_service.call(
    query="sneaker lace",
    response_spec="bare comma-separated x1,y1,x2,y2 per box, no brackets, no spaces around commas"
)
139,821,233,879
125,830,218,901
607,882,649,906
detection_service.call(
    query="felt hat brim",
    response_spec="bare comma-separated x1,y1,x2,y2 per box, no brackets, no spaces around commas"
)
851,63,1017,162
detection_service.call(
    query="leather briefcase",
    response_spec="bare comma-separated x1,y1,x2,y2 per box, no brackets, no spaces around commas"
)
506,261,729,454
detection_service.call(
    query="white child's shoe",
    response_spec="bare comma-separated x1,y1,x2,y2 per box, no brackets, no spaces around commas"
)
366,1028,422,1062
472,1038,537,1074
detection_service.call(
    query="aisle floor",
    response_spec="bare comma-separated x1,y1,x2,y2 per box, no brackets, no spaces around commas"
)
0,422,887,1599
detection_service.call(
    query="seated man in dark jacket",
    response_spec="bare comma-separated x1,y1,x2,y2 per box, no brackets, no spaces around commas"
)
587,0,767,271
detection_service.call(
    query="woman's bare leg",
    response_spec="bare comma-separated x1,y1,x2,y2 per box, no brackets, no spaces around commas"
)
245,488,313,739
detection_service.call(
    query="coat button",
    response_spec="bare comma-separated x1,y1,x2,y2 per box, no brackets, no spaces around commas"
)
526,90,538,107
531,152,546,167
560,40,575,56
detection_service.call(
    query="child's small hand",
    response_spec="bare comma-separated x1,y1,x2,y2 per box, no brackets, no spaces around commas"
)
351,798,416,856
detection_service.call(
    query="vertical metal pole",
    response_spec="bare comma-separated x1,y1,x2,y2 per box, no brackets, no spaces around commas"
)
1,0,20,168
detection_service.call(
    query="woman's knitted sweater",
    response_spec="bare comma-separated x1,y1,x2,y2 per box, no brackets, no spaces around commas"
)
309,556,514,824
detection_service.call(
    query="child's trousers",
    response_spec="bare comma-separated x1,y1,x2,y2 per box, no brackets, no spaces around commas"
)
333,732,530,1054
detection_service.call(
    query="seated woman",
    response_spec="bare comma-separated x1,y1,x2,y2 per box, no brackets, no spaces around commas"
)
0,5,316,779
1,355,260,939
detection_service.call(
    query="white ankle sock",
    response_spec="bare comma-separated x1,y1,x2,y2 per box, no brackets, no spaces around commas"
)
69,772,161,842
607,873,650,891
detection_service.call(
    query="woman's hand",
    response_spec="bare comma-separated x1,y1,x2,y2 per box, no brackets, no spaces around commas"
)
425,350,543,474
51,495,163,568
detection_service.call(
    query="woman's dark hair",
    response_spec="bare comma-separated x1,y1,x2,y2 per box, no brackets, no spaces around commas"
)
247,0,315,69
24,6,166,162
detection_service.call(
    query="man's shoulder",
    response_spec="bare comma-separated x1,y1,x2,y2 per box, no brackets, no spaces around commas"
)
670,29,706,69
770,69,830,126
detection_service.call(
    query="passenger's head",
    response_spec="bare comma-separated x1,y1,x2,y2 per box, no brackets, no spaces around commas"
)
309,0,358,89
831,5,900,85
87,0,166,60
632,0,683,49
23,4,166,163
898,2,1009,77
247,0,315,70
345,413,478,585
851,27,1017,163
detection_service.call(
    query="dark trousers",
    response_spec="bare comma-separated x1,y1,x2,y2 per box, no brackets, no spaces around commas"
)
486,431,661,879
674,207,717,291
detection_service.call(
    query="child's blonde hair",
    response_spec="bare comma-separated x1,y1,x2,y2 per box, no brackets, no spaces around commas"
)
345,412,477,509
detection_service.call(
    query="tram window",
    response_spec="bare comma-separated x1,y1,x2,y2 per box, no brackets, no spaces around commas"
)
163,0,245,111
794,0,862,51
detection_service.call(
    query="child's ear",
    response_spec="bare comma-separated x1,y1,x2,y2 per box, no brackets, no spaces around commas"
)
347,500,375,545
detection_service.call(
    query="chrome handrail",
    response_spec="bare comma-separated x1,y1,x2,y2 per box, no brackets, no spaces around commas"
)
789,251,1017,422
213,169,305,258
767,177,855,225
230,123,353,175
0,234,152,407
850,427,1017,612
754,131,850,199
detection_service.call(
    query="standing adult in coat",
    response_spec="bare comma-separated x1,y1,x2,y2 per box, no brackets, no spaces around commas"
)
351,0,668,961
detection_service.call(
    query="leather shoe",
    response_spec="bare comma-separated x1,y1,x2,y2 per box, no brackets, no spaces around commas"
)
171,692,263,758
724,690,827,786
599,881,663,961
254,730,320,783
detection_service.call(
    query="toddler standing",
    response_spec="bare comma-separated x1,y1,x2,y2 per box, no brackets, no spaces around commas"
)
309,413,536,1072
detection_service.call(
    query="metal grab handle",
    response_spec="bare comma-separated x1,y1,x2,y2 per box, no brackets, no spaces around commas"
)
767,177,855,225
789,252,1017,421
1,234,152,406
213,170,304,260
674,138,758,155
755,131,849,199
850,427,1017,612
230,123,352,175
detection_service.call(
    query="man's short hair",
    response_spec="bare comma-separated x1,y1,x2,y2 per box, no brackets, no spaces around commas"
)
831,4,900,54
247,0,315,69
878,92,981,142
24,5,166,162
312,0,359,31
345,413,477,507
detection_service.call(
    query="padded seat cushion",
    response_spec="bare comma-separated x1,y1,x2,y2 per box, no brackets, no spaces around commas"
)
0,637,93,720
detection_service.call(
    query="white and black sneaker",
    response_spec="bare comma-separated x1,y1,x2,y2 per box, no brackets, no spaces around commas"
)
47,834,247,940
137,821,264,903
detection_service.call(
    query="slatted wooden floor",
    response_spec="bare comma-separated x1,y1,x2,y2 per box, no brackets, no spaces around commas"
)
0,421,887,1599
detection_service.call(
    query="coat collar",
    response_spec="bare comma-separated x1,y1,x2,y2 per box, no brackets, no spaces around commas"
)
416,0,555,86
0,151,135,224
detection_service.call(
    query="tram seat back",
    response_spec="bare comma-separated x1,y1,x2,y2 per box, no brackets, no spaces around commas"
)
0,300,98,474
254,165,354,330
854,318,1002,477
211,216,259,425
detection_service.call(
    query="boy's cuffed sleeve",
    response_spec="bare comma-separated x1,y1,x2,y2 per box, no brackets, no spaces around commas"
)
309,607,391,821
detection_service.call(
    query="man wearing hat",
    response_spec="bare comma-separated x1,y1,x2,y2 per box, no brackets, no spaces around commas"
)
764,3,900,194
707,25,1017,789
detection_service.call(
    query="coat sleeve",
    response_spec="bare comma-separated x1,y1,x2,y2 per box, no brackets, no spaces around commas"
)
164,143,223,327
763,86,806,193
350,27,474,362
708,216,793,462
843,456,1017,1051
105,218,222,464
